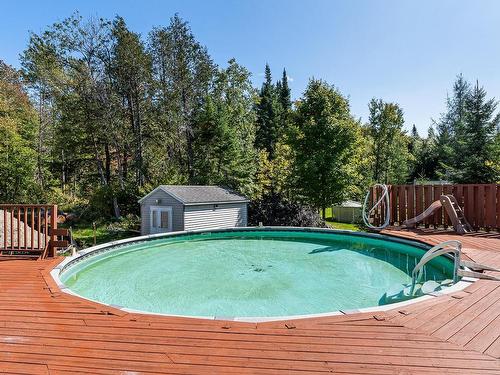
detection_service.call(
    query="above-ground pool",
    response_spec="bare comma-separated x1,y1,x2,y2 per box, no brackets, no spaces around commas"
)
58,229,458,320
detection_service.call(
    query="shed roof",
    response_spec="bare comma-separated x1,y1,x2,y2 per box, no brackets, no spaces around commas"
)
333,200,362,208
138,185,249,205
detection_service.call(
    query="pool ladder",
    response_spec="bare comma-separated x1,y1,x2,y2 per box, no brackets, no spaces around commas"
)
410,240,500,295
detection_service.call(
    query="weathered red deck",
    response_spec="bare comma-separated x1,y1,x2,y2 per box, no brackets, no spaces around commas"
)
0,229,499,374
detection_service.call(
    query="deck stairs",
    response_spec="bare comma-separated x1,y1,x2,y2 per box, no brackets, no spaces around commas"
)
442,195,474,234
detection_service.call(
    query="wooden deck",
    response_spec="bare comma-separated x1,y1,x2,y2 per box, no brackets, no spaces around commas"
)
0,230,499,374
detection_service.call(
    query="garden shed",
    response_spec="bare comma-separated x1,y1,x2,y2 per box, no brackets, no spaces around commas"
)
331,200,362,224
138,185,249,235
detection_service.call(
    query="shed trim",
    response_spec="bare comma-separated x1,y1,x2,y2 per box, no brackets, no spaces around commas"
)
137,186,185,204
184,200,250,206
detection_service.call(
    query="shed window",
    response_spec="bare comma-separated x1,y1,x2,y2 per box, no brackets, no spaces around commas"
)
152,210,158,228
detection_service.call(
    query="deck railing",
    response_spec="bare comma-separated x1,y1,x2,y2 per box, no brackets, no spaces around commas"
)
369,184,500,231
0,204,62,258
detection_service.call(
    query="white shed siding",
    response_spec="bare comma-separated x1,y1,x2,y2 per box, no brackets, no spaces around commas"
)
140,190,184,235
331,206,362,224
184,203,247,231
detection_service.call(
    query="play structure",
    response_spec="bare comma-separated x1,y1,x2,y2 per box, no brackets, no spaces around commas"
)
403,194,473,234
363,184,473,234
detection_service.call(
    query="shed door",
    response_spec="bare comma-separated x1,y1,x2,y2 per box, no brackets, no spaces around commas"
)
150,206,173,234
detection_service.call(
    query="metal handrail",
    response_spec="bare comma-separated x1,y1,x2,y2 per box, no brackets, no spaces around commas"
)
410,240,461,295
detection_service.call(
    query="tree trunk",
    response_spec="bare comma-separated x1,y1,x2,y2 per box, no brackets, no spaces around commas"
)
92,137,107,186
134,93,144,186
112,196,121,219
36,88,45,190
104,142,111,185
61,149,66,192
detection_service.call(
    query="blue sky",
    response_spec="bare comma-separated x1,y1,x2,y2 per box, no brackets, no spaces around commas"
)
1,0,499,133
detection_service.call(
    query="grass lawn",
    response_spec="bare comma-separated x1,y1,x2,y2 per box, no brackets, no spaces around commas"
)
324,220,362,231
321,207,363,231
65,222,138,248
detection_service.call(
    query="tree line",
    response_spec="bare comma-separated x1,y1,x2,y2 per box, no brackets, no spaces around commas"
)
1,13,499,219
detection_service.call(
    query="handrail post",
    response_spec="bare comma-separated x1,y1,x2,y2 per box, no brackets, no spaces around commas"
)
49,204,58,258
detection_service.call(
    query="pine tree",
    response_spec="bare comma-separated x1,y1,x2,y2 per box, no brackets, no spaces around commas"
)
277,68,292,138
192,59,258,197
435,75,470,180
458,81,499,183
435,76,499,183
411,126,440,181
407,124,421,181
255,64,279,158
408,125,419,154
278,69,291,112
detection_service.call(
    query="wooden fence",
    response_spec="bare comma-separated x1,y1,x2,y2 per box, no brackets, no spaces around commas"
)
0,204,67,259
369,184,500,231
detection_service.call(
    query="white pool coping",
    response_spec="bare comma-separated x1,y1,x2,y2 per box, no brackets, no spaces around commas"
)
51,226,476,323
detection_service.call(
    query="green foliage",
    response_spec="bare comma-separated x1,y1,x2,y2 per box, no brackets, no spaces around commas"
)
493,131,500,180
110,16,152,186
410,127,440,181
248,193,326,228
0,61,40,202
192,59,258,197
458,82,499,183
292,79,362,211
255,142,293,199
367,98,410,184
4,11,498,228
255,64,280,158
434,76,499,183
148,14,216,181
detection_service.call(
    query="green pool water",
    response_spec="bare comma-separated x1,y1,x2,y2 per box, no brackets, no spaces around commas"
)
61,230,455,318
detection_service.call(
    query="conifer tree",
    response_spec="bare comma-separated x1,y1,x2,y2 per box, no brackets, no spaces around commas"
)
278,69,291,112
435,76,499,183
255,64,279,158
411,126,440,181
435,75,469,180
458,81,499,183
277,68,292,139
192,59,258,197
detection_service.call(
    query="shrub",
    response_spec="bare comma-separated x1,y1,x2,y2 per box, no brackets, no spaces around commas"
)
248,193,326,228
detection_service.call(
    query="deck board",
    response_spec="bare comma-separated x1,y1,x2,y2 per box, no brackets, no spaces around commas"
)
0,229,499,373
